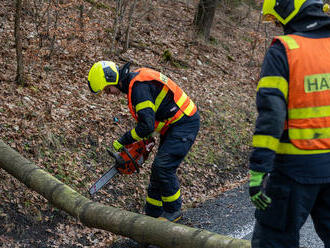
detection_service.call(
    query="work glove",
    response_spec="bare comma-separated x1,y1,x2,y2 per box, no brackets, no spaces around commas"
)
249,170,271,210
112,140,123,151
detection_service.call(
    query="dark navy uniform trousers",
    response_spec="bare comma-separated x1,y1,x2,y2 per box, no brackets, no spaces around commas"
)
252,171,330,248
145,112,200,217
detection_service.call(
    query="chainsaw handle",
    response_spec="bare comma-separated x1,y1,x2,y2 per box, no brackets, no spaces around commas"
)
107,149,116,159
122,146,140,173
106,149,125,166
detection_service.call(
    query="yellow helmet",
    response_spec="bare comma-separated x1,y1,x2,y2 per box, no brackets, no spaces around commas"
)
262,0,324,25
88,61,119,93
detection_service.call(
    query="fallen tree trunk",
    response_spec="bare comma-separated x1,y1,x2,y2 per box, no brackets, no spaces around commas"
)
0,139,251,248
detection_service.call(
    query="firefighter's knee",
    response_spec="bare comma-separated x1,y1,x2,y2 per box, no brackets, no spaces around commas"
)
151,164,169,181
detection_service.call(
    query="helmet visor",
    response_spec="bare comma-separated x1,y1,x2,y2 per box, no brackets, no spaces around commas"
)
103,66,118,84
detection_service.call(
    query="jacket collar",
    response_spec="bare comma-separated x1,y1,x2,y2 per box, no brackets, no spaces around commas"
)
284,5,330,34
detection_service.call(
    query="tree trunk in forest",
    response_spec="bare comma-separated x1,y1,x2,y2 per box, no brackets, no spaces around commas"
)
123,0,138,53
0,139,250,248
194,0,217,41
14,0,25,85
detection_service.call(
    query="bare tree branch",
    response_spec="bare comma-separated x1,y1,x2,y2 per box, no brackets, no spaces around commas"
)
14,0,25,86
122,0,138,53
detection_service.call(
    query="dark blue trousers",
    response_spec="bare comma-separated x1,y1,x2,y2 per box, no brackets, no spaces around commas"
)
252,171,330,248
145,112,200,217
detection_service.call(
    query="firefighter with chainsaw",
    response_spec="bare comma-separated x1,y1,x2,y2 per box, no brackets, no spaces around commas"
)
87,61,200,222
249,0,330,247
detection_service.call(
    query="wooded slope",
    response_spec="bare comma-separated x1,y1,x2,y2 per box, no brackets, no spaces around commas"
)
0,0,278,246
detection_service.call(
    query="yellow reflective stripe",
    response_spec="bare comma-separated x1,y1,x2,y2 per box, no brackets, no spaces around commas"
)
176,92,188,107
160,73,168,84
146,197,163,207
161,189,180,202
278,35,300,49
277,142,330,155
155,122,166,132
155,87,169,111
252,135,279,152
289,105,330,119
184,100,195,115
257,76,288,101
289,127,330,140
171,113,184,124
135,100,155,113
131,128,142,141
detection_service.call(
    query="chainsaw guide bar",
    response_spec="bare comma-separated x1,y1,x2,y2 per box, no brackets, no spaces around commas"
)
89,166,119,195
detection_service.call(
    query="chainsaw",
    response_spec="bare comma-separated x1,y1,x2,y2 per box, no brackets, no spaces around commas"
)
89,138,155,195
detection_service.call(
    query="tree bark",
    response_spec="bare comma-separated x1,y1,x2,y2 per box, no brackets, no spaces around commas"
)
122,0,138,53
194,0,217,41
14,0,25,85
0,139,250,248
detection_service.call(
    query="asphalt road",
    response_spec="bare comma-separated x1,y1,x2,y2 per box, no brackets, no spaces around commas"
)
110,184,323,248
183,183,323,248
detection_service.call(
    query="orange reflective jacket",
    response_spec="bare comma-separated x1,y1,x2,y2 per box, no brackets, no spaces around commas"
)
127,68,197,135
276,35,330,149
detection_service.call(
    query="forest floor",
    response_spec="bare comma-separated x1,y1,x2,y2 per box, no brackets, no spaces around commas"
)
0,0,279,247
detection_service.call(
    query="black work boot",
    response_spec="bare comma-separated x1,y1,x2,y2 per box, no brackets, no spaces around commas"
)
157,210,182,223
144,205,163,218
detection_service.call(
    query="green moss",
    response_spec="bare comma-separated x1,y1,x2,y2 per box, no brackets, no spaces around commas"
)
162,49,188,69
162,50,173,62
209,36,219,45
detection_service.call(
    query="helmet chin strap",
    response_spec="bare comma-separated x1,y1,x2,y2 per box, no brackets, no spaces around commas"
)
119,62,131,80
115,80,123,91
116,62,131,93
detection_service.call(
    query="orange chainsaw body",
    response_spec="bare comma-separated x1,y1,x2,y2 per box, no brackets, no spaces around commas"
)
116,138,155,174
